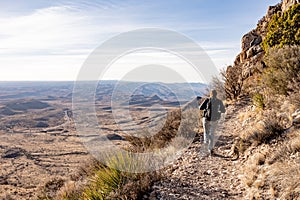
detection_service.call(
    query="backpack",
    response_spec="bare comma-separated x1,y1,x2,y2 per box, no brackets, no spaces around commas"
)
204,98,224,121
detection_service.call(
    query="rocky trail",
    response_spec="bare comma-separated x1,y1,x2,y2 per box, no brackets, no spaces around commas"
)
149,104,247,199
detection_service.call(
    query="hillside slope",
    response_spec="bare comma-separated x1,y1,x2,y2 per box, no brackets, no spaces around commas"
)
148,1,300,199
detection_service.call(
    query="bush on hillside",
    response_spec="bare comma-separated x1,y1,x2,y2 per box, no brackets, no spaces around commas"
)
262,45,300,96
262,4,300,51
56,153,160,200
241,111,285,146
125,108,182,152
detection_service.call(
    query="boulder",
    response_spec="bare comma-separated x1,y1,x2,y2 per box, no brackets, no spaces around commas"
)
246,44,263,59
250,36,262,47
253,45,263,54
242,61,251,78
251,52,264,63
241,30,259,51
267,4,282,17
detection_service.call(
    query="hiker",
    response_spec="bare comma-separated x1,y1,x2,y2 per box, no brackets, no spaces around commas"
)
199,89,225,154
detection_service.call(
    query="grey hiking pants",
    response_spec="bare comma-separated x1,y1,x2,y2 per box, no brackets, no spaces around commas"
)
202,118,218,151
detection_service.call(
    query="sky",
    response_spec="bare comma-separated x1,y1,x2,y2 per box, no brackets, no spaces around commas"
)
0,0,281,82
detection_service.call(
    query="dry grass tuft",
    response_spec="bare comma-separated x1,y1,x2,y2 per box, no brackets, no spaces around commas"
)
241,111,285,147
107,171,161,200
266,161,300,199
125,108,182,152
125,107,199,153
241,128,300,199
56,181,82,200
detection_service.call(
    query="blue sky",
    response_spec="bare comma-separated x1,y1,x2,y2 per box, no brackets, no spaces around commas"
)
0,0,280,81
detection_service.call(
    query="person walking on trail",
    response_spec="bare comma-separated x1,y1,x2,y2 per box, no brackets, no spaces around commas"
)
199,89,226,155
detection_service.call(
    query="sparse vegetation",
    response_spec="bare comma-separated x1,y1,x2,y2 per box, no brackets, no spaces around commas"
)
47,153,160,200
125,108,182,152
125,106,198,153
241,130,300,199
46,105,199,200
235,26,300,197
241,111,285,147
237,43,300,200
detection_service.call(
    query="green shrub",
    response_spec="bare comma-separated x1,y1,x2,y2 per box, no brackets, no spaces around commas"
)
262,45,300,96
262,4,300,51
252,93,265,109
82,164,123,200
59,151,159,200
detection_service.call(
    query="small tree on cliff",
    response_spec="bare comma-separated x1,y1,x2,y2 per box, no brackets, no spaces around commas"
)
222,65,245,100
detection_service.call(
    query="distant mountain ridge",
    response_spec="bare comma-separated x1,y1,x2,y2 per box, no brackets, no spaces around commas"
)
0,81,206,102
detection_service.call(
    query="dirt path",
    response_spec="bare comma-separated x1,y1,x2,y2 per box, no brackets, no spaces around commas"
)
150,104,246,199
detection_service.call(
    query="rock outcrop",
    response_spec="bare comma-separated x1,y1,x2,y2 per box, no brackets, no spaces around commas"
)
226,0,299,97
236,3,281,67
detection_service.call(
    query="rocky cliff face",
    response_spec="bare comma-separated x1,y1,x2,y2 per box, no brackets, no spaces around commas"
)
232,3,281,79
226,0,299,96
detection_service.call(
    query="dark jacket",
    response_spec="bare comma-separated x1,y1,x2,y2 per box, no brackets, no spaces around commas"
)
199,97,225,121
